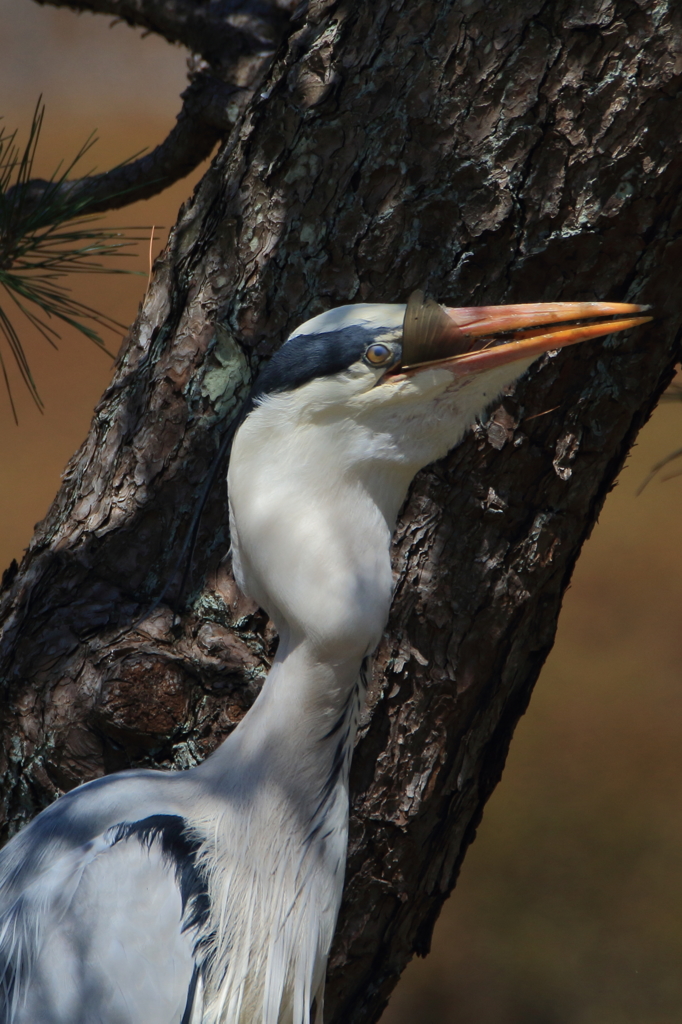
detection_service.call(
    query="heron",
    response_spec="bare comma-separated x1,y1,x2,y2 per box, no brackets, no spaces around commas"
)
0,292,648,1024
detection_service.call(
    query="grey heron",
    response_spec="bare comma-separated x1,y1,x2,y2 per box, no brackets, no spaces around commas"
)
0,293,648,1024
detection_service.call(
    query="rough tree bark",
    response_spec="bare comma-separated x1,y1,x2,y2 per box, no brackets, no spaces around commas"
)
1,1,681,1022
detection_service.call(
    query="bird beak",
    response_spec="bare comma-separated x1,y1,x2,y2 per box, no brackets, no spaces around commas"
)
400,290,652,376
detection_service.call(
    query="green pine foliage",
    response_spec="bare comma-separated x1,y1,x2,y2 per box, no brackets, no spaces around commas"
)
0,101,143,421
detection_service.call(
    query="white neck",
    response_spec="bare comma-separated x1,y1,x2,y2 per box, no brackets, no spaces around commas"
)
226,393,405,660
202,401,397,792
216,356,531,776
189,357,534,1024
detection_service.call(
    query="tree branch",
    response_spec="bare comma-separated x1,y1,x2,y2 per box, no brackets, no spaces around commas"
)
32,0,290,67
14,0,300,217
4,73,244,216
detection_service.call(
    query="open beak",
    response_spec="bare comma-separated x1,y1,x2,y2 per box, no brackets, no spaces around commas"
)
400,291,652,376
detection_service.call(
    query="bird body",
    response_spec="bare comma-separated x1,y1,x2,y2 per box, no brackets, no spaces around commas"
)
0,295,648,1023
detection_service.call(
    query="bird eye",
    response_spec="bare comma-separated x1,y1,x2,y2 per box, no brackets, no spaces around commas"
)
365,343,392,366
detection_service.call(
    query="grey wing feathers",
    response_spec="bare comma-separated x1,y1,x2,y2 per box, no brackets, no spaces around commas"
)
0,775,209,1024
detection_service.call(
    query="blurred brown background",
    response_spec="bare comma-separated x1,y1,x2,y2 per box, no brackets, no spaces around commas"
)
1,3,681,1022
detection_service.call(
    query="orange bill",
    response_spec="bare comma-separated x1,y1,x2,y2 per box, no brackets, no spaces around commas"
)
400,291,652,375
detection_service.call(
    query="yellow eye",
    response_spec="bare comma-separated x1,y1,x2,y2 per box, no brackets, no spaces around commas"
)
365,343,392,366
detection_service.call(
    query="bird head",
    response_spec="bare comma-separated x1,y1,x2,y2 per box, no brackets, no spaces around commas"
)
240,292,650,486
228,294,649,648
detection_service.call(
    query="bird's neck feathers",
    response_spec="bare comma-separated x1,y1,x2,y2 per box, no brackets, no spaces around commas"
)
220,357,531,770
227,390,405,655
221,385,411,780
228,359,531,648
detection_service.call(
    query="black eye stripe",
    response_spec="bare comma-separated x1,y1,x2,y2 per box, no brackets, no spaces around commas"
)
251,326,379,402
248,325,402,412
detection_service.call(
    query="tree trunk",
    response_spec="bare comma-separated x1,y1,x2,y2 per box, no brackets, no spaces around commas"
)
1,1,681,1021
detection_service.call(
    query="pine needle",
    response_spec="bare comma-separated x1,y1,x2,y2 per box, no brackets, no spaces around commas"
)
0,99,146,421
637,446,682,495
636,381,682,494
